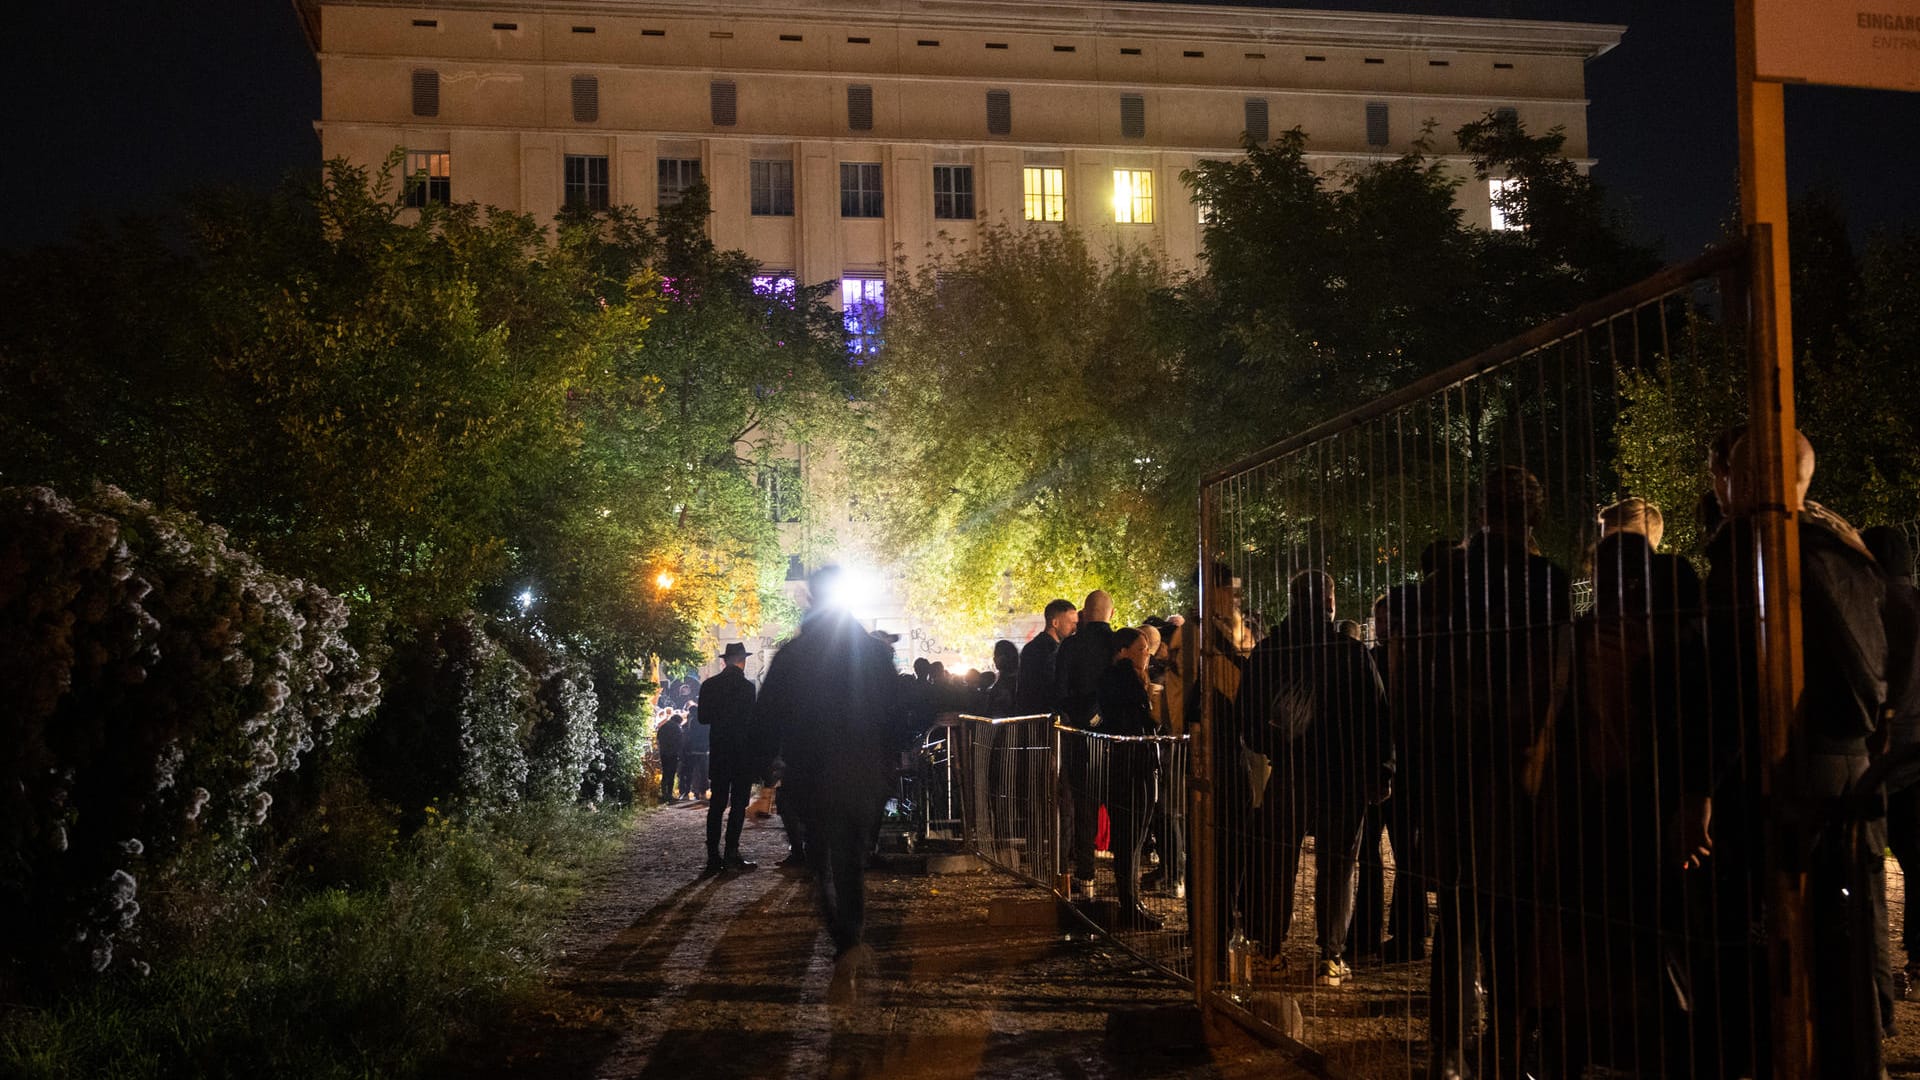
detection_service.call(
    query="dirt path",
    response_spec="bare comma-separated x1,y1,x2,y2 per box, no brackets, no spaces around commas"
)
441,801,1304,1080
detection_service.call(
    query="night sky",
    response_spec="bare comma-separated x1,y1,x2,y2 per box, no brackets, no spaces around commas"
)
3,0,1916,258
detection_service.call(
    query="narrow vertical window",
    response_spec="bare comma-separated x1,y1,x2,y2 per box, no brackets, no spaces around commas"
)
1022,166,1065,222
711,80,738,126
985,90,1012,136
564,155,610,211
1365,101,1390,147
1120,94,1146,138
847,85,874,131
750,160,795,216
839,162,884,218
841,277,886,358
571,76,599,123
658,158,702,207
404,150,451,207
932,165,975,220
1244,98,1270,144
1489,177,1523,232
411,70,440,117
1112,169,1154,224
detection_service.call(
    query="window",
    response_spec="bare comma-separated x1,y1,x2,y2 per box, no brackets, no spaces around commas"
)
842,277,885,357
840,162,883,218
403,150,450,207
411,69,439,117
563,154,609,211
1244,98,1270,144
761,459,802,523
711,80,737,126
933,165,974,220
752,272,797,297
571,76,598,123
1489,177,1523,232
658,158,701,207
1120,94,1146,138
750,160,794,216
1112,169,1154,224
986,89,1012,135
1365,101,1390,147
1023,166,1065,222
847,85,873,131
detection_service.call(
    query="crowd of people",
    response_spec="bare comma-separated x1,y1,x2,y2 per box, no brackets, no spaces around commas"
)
1155,427,1916,1078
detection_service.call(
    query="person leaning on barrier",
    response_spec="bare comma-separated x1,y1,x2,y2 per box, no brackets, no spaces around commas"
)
1863,525,1920,1003
1698,427,1892,1077
1055,591,1116,899
1095,627,1168,930
1235,568,1392,988
1422,465,1570,1079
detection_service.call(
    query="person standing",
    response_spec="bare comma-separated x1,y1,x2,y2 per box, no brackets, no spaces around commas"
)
1095,627,1166,930
758,567,901,1003
1863,525,1920,1004
1017,600,1077,715
1055,590,1117,899
698,642,766,876
680,701,710,802
655,708,686,802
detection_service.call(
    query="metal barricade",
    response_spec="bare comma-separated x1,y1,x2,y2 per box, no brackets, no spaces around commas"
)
952,714,1059,886
1057,723,1195,983
1189,238,1850,1077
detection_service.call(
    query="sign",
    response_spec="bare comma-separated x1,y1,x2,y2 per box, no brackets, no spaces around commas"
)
1755,0,1920,91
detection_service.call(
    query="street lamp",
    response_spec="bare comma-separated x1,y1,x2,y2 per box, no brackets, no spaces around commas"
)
655,571,675,591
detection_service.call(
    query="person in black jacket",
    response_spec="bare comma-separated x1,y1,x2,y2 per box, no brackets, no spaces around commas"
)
1016,599,1078,715
757,567,901,1004
1055,591,1115,897
1094,628,1166,930
1864,526,1920,1003
655,709,686,802
1237,569,1392,988
1699,429,1890,1077
698,642,765,876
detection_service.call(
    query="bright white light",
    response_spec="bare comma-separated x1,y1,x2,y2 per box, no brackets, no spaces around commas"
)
517,589,535,611
1159,579,1177,593
821,564,883,615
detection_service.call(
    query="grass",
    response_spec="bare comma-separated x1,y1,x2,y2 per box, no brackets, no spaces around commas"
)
0,802,636,1080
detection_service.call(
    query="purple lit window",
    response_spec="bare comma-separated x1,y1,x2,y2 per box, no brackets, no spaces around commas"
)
752,273,797,297
841,277,885,358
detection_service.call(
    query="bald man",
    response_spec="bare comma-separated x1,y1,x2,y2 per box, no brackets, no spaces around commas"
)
1054,590,1116,897
1699,426,1891,1076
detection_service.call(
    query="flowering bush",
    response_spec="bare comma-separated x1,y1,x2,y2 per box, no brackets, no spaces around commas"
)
0,485,378,977
525,653,601,805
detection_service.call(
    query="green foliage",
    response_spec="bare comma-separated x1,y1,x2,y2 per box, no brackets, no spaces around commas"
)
0,485,378,979
0,804,631,1080
846,226,1184,635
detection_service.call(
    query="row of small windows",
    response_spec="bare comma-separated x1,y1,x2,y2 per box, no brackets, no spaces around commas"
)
407,71,1407,145
399,18,1521,68
417,151,1522,234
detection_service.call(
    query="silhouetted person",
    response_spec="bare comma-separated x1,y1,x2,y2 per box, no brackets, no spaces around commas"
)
1096,627,1166,929
987,640,1020,717
758,567,901,1003
1865,525,1920,1005
1237,569,1392,987
698,642,765,876
655,709,685,802
1424,466,1570,1077
1017,599,1077,715
1055,590,1116,898
681,702,710,802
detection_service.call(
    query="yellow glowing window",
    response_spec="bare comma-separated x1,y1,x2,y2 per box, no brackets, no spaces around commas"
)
1112,169,1154,224
1023,166,1065,222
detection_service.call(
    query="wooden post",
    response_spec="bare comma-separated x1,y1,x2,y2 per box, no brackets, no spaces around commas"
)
1736,2,1810,1074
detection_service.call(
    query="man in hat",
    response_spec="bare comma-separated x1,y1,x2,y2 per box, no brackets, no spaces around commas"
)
698,642,767,876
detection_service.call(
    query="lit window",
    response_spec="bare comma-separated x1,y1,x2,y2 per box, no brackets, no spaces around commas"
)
1023,166,1065,222
751,160,794,216
842,277,885,357
563,154,609,211
933,165,974,220
658,158,702,208
404,150,451,207
840,163,884,218
1489,176,1523,232
1112,169,1154,224
752,272,797,297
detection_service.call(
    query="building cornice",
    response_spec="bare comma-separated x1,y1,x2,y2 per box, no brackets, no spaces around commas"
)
294,0,1624,59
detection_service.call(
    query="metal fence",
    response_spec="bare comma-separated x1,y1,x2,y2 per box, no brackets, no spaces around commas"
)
1190,232,1895,1078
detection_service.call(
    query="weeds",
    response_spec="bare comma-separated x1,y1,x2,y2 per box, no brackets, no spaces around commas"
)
0,804,633,1079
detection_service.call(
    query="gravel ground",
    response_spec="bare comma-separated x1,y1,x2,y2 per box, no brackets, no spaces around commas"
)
438,800,1311,1080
